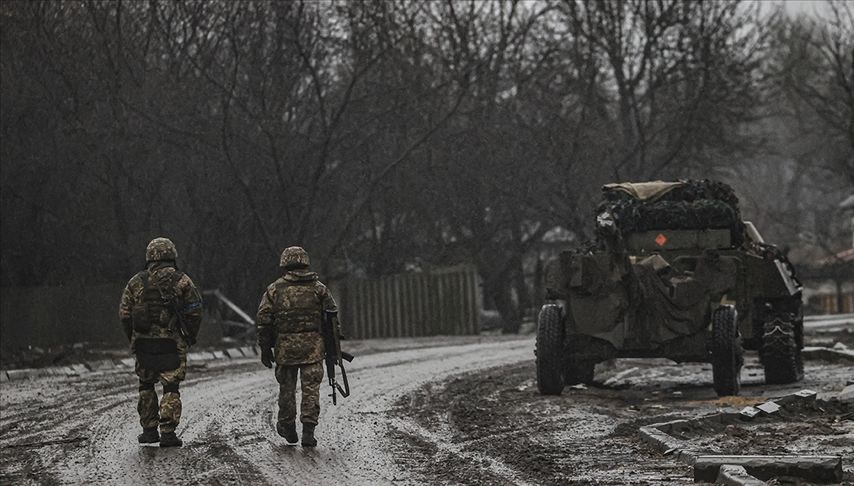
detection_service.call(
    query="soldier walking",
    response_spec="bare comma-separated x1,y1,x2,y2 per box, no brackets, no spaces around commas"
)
256,246,339,447
119,237,202,447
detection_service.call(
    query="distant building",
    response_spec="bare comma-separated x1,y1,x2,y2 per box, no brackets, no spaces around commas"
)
801,195,854,315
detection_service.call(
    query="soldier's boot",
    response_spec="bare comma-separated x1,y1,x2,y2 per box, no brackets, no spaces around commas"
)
301,423,317,447
158,384,183,447
137,427,160,444
159,431,183,448
276,421,298,444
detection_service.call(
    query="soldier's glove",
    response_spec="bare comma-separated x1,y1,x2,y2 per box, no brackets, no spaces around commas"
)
261,347,274,369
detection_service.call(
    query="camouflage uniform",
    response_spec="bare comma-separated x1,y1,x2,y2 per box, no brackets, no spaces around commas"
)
118,238,202,443
257,247,337,440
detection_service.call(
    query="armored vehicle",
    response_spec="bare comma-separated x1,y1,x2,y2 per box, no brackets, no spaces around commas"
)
537,180,803,396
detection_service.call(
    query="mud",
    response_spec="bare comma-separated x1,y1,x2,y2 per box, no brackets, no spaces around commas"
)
390,354,854,485
2,329,852,485
669,402,854,459
1,337,534,485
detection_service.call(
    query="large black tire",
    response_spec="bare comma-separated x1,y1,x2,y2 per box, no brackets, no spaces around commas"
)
564,360,595,385
760,317,804,385
536,304,565,395
711,306,743,397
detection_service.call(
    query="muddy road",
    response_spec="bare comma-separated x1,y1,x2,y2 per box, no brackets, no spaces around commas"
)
1,338,533,485
2,328,852,485
392,356,853,485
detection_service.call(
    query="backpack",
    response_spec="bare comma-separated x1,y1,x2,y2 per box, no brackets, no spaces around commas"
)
130,270,184,334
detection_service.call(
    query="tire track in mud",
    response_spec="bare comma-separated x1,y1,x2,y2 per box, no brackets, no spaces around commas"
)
2,338,535,485
388,417,537,486
392,354,854,485
391,361,694,485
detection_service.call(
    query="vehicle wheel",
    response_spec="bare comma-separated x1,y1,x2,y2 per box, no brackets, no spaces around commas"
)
536,304,565,395
760,316,804,384
711,306,743,397
564,360,595,385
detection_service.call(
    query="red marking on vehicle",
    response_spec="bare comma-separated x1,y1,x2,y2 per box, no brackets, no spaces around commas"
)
655,233,667,246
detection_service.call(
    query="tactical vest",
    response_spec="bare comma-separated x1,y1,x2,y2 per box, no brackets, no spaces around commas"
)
131,270,183,334
272,280,322,334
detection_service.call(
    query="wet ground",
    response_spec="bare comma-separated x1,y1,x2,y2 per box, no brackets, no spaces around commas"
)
1,330,852,485
1,336,534,485
390,357,853,485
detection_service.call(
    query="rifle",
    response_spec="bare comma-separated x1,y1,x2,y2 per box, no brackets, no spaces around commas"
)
321,309,353,405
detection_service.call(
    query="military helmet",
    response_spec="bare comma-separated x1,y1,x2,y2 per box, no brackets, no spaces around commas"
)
146,237,178,262
280,246,310,270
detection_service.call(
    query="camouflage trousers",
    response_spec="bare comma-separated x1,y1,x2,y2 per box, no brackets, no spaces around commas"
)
275,361,323,425
135,354,186,434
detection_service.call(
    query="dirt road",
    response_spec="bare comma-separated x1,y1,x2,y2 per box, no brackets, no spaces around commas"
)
0,338,533,485
391,356,853,485
1,329,851,485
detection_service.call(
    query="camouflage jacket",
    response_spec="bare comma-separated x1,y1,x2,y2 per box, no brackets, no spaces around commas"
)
119,262,202,347
256,270,337,366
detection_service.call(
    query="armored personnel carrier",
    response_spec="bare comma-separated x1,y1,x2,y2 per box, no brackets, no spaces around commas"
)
537,180,803,396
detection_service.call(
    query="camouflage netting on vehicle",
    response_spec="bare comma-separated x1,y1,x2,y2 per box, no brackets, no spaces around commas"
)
597,180,744,245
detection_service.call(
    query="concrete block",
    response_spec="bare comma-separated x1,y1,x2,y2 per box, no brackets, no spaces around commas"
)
38,367,59,377
7,368,38,380
211,350,227,360
119,358,135,368
0,371,8,382
63,366,79,377
638,425,694,465
71,364,89,375
755,401,780,415
694,455,843,483
649,418,692,435
739,406,760,420
773,389,817,409
716,464,766,486
838,384,854,402
240,346,257,356
224,348,243,358
802,346,854,363
187,352,210,363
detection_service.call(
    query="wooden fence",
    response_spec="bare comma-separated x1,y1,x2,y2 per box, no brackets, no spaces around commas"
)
335,265,481,339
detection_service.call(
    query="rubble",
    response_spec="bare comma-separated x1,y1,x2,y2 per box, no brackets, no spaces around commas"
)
639,425,689,460
772,389,817,408
739,406,760,420
637,389,850,483
801,346,854,363
715,464,765,486
693,455,843,483
755,401,781,415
